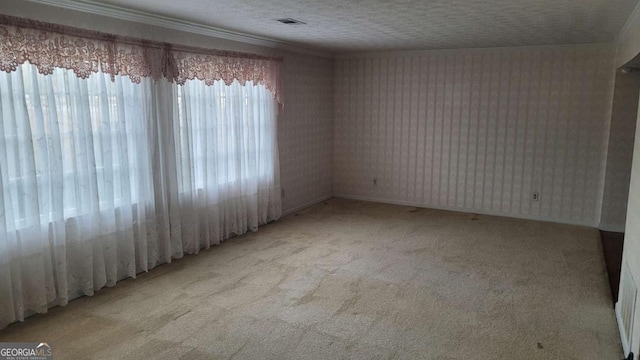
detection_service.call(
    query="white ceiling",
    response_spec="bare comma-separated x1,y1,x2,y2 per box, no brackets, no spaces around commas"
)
61,0,640,53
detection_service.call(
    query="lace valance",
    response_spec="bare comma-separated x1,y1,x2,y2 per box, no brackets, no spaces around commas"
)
0,15,283,104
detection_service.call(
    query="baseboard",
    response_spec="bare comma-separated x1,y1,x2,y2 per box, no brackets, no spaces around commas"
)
332,194,597,228
599,223,626,233
282,196,332,217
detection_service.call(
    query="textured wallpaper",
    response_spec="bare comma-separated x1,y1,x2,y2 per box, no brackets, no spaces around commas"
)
334,45,617,226
279,53,334,214
601,72,640,230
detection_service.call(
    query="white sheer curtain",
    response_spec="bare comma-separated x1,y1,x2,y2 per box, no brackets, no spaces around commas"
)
174,79,281,254
0,63,281,328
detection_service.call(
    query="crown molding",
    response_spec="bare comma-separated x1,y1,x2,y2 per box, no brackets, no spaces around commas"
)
23,0,334,58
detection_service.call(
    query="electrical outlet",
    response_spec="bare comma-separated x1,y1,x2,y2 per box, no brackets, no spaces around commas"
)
532,192,539,201
281,189,285,199
373,178,378,186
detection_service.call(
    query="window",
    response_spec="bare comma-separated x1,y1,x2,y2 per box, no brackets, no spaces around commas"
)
0,63,151,229
174,79,278,195
0,64,279,230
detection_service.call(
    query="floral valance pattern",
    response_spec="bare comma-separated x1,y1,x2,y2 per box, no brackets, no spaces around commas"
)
0,15,283,103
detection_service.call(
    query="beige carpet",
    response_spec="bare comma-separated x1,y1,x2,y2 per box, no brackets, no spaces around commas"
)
0,199,622,359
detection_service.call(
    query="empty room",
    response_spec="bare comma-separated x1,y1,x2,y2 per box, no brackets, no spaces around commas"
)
2,0,640,359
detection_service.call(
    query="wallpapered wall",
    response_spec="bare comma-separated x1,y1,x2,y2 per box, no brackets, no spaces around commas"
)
279,54,334,214
334,45,617,226
600,72,640,230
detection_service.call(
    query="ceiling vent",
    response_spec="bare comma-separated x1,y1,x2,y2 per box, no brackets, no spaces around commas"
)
277,18,306,25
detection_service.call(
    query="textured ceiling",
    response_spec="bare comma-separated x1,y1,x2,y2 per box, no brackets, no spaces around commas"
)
94,0,638,53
